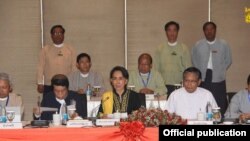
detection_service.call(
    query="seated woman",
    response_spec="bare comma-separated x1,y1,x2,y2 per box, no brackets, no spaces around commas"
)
33,74,87,120
224,74,250,122
0,72,24,119
98,66,143,118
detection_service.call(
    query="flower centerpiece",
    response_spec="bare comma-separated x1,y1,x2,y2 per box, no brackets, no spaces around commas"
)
119,121,145,140
128,107,187,126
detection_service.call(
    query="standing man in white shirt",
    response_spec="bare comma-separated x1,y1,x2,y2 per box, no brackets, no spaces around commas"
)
191,22,232,115
166,67,217,120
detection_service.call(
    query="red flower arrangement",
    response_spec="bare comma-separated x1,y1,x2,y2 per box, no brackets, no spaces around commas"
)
119,121,145,141
128,107,187,127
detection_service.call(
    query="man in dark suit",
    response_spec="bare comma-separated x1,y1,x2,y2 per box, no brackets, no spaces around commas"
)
33,74,87,120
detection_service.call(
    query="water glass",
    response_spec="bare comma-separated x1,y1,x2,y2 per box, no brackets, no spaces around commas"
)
6,111,15,123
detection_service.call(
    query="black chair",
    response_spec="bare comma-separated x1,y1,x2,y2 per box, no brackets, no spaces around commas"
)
227,92,237,103
138,94,146,108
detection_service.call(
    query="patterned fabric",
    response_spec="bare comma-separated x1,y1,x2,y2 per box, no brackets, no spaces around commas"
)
113,90,130,113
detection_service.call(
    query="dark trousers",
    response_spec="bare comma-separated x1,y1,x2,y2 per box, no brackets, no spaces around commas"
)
201,69,228,115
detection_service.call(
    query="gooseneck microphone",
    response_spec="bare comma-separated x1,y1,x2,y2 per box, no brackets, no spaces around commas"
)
91,96,110,118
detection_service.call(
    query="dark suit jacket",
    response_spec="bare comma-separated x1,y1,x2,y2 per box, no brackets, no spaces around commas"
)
37,91,87,120
98,90,145,115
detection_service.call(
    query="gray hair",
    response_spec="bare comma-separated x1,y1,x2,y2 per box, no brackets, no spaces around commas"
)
0,72,13,89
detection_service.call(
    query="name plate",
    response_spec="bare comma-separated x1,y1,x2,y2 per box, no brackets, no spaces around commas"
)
187,120,213,125
0,122,23,129
96,119,120,126
145,94,154,100
66,120,93,127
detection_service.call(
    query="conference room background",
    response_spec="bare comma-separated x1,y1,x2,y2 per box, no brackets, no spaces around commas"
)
0,0,249,120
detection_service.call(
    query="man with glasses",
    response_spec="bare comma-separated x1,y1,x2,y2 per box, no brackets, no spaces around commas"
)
37,25,76,97
166,67,217,119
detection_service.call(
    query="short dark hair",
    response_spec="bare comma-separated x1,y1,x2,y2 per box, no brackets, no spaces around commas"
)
50,25,65,34
51,74,69,89
164,21,180,31
76,53,91,63
110,66,129,80
247,74,250,85
183,67,202,80
203,21,217,31
138,53,153,64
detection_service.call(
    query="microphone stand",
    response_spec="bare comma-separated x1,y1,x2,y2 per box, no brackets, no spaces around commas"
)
90,97,109,125
156,93,161,110
227,94,231,119
37,96,41,120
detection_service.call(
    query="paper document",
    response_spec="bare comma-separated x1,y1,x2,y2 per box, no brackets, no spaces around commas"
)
40,107,57,112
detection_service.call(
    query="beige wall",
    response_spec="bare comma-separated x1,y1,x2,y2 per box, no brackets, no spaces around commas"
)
0,0,249,120
0,0,41,120
43,0,125,91
127,0,208,70
211,0,250,91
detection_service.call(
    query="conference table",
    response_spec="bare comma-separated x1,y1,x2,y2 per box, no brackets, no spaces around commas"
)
87,96,167,117
0,126,158,141
0,95,165,141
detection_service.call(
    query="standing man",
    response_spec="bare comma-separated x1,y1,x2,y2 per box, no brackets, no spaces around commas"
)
128,53,166,96
37,25,76,96
154,21,191,97
192,21,232,115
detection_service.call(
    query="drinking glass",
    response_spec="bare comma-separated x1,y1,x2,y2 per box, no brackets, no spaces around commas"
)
127,85,135,91
174,83,182,90
6,111,15,123
68,108,76,120
212,107,221,124
93,86,101,97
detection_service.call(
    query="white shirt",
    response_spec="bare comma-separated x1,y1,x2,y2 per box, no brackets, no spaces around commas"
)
54,43,64,48
80,72,89,78
168,41,178,47
56,98,66,115
206,40,216,69
166,87,218,119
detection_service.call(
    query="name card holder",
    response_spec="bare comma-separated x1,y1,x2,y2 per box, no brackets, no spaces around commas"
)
187,120,213,125
66,120,93,127
96,119,120,126
0,122,23,129
145,94,154,100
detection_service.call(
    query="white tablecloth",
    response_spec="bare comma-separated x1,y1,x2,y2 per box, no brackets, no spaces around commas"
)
87,100,167,117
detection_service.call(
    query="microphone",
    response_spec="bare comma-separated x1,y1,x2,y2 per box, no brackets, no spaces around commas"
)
37,96,41,120
37,96,41,106
156,93,161,109
91,96,109,118
226,95,231,119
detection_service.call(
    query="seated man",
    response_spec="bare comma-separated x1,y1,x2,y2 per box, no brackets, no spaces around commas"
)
68,53,106,96
128,53,166,96
0,72,24,119
33,74,87,120
98,66,143,118
224,74,250,122
166,67,217,119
